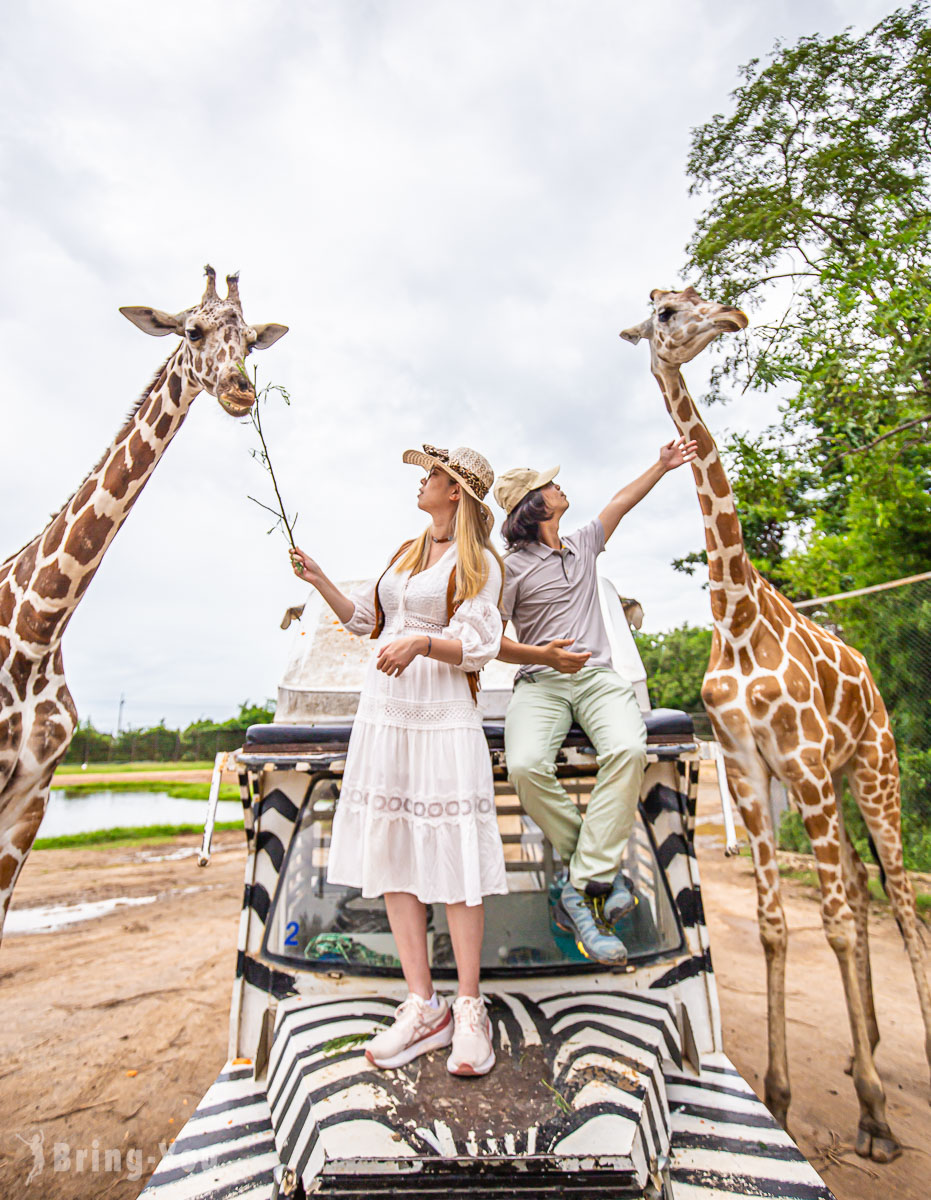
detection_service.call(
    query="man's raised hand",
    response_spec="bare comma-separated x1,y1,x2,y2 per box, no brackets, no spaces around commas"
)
660,436,698,471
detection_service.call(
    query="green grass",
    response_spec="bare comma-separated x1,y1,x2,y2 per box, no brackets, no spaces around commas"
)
33,821,243,850
54,760,216,775
52,779,240,801
773,861,931,914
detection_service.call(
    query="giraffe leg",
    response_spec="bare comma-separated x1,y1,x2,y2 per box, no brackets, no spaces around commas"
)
834,775,879,1073
845,721,931,1093
717,739,793,1126
793,765,899,1163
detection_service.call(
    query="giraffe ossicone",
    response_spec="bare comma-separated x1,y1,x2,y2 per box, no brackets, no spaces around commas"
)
0,266,288,944
622,284,931,1165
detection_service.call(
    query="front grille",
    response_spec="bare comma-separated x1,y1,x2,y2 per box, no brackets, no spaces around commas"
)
308,1164,655,1198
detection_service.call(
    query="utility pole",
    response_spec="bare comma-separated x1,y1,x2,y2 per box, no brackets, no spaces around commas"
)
117,693,126,735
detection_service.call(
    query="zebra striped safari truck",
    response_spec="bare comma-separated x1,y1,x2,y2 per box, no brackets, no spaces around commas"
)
140,580,834,1200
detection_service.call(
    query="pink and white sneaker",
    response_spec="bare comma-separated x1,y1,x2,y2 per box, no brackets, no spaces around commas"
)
447,995,495,1076
364,994,453,1070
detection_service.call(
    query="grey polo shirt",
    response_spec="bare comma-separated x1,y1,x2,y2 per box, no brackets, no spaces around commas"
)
500,518,612,681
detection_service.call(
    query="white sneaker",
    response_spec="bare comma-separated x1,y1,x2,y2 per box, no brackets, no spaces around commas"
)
447,995,495,1076
364,994,453,1070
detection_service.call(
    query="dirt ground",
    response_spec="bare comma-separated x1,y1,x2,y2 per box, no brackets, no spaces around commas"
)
0,780,928,1198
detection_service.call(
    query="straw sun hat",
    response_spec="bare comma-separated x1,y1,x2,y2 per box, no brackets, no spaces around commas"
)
402,444,495,519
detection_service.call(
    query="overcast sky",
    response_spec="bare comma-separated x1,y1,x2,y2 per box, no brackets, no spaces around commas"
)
0,0,894,731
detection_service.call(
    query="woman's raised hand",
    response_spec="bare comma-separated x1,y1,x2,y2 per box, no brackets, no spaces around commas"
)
289,546,321,585
376,635,425,677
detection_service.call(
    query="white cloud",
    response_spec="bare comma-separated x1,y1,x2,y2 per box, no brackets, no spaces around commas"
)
0,0,890,729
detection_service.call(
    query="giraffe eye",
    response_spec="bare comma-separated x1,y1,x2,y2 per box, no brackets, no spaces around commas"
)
187,326,203,342
657,308,674,322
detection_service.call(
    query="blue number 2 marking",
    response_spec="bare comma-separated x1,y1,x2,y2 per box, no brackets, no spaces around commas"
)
284,921,299,947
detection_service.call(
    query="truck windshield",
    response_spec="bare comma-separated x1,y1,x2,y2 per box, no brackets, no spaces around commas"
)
262,781,683,977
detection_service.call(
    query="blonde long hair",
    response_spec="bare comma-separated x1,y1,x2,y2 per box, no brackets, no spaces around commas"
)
394,490,504,604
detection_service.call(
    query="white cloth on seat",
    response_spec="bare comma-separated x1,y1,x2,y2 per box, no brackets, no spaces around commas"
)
327,545,507,907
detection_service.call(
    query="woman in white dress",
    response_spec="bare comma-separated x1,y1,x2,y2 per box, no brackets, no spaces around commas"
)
288,445,506,1077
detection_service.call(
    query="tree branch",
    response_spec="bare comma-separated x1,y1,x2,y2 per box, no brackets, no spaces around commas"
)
839,412,931,459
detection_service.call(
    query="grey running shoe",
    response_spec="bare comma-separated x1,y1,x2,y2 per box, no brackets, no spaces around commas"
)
604,871,638,925
554,880,628,964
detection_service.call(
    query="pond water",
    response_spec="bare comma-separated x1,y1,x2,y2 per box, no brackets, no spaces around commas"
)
38,789,244,838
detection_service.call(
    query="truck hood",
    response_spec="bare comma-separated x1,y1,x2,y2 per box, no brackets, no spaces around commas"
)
266,987,695,1195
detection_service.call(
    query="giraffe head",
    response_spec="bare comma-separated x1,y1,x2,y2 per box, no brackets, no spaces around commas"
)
119,266,288,416
620,285,747,367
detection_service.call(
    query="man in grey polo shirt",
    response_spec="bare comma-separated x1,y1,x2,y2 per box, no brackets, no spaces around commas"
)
495,438,696,964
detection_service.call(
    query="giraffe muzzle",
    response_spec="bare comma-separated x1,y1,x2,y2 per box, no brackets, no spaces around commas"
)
218,393,256,417
714,308,748,333
217,371,257,416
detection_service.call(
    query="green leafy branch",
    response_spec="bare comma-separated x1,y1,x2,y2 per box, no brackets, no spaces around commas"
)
238,361,298,549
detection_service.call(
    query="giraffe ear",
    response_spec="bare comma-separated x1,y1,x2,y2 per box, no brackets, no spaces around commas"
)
119,306,187,337
250,323,289,350
620,317,653,345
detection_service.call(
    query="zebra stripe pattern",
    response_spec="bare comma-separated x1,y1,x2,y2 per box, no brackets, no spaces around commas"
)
667,1058,834,1199
140,1006,833,1199
138,1064,276,1199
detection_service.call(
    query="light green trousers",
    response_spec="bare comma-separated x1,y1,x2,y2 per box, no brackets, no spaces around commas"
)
504,666,648,891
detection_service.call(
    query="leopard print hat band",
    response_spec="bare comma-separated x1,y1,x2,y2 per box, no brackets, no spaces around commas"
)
401,444,495,507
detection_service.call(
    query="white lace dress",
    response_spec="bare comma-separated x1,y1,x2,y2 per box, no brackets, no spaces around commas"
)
326,545,507,907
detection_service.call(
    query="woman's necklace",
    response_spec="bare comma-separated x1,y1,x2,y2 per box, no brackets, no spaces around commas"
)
431,534,452,543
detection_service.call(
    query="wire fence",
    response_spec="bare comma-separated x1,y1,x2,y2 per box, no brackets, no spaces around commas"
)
61,725,257,764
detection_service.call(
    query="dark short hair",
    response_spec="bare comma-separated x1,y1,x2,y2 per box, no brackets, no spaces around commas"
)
501,488,553,549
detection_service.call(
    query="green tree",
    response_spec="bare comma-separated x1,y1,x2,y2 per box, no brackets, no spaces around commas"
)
683,2,931,600
683,6,931,862
635,625,713,712
62,718,113,764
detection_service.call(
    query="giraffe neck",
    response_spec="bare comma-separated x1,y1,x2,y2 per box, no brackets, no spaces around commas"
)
2,346,199,655
652,358,758,632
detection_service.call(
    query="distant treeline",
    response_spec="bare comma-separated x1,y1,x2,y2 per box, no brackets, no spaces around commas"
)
62,701,276,763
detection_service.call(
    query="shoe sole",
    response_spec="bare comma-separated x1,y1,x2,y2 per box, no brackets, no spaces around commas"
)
447,1048,496,1077
573,938,627,966
553,903,628,966
552,904,575,935
365,1014,453,1070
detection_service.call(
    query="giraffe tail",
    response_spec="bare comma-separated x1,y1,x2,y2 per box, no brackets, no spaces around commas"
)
866,830,888,898
866,828,908,941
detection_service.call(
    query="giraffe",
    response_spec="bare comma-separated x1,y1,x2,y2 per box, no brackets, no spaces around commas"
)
621,286,931,1162
0,266,287,942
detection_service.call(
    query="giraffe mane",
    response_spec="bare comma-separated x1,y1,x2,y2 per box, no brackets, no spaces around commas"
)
117,352,176,437
0,352,178,573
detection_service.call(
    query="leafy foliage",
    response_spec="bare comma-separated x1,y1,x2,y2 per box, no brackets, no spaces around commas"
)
684,3,931,597
635,624,713,712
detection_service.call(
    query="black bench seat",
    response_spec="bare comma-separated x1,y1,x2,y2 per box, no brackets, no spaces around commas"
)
243,708,695,758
